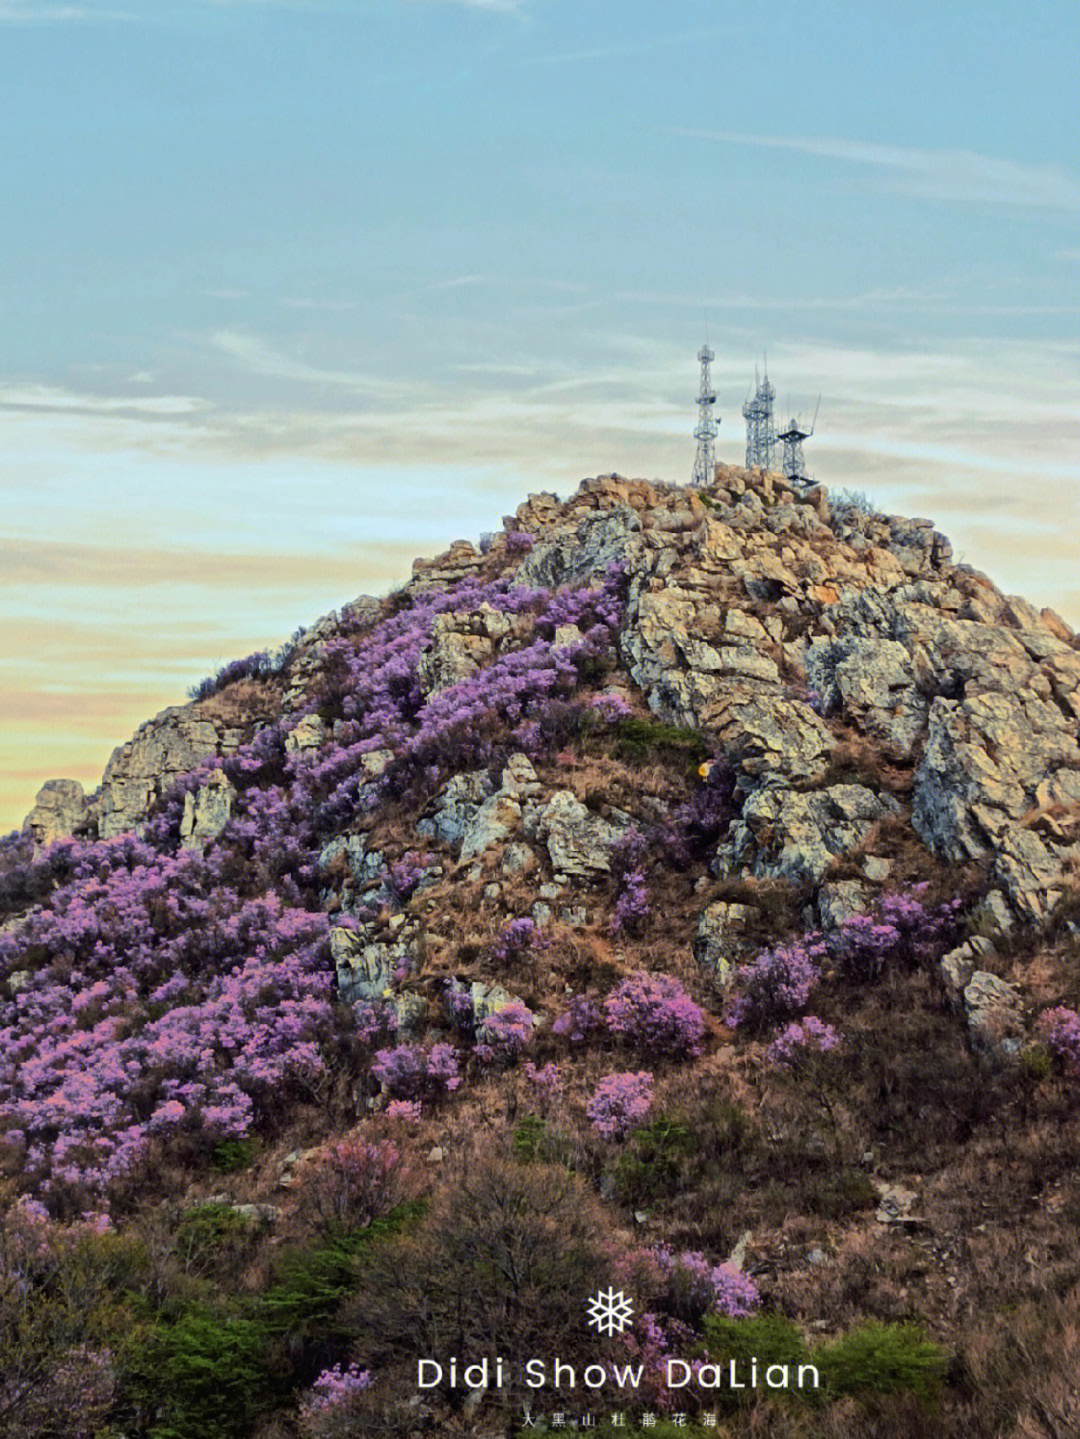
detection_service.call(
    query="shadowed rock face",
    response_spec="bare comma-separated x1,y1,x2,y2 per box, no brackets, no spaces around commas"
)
22,466,1079,921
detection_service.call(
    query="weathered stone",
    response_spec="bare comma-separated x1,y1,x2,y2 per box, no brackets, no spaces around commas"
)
22,779,91,847
992,828,1080,920
284,713,326,752
501,842,535,875
694,901,758,980
418,616,493,694
536,790,627,877
728,781,897,884
417,772,495,847
179,770,235,851
97,707,234,839
939,937,996,1000
805,633,927,759
913,692,1080,861
500,753,541,799
963,970,1024,1055
331,927,406,1004
817,880,873,930
460,794,522,861
874,1182,921,1226
514,506,644,589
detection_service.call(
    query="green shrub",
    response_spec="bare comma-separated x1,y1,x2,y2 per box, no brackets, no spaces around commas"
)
1019,1043,1053,1080
815,1321,949,1400
614,1115,699,1206
801,1165,877,1220
126,1308,268,1439
704,1311,809,1369
609,717,708,768
173,1203,255,1279
210,1136,257,1172
513,1115,548,1162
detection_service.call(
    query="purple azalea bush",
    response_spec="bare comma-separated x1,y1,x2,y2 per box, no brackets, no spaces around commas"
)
587,1071,654,1139
603,972,706,1056
474,1003,535,1065
766,1016,842,1069
371,1042,461,1101
1037,1006,1080,1076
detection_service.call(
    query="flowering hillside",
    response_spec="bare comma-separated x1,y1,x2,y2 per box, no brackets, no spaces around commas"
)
3,468,1080,1439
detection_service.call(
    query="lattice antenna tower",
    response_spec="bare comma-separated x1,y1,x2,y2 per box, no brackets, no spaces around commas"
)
777,395,820,488
692,344,719,487
742,360,777,470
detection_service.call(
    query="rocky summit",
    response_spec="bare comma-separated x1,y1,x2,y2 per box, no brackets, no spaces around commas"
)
3,465,1080,1439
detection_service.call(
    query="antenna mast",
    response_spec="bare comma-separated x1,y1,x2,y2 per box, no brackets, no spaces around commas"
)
777,397,819,489
742,359,776,470
692,343,719,487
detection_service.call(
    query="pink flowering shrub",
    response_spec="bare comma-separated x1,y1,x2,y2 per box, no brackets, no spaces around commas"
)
603,972,705,1056
1037,1006,1080,1076
492,916,545,964
766,1015,842,1069
587,1071,654,1139
552,992,604,1044
590,690,634,722
0,565,628,1206
299,1138,419,1236
651,1243,760,1321
299,1363,372,1436
833,888,963,982
371,1042,461,1101
505,530,535,553
610,870,650,935
475,1003,535,1065
385,1098,422,1123
726,937,826,1031
522,1061,562,1101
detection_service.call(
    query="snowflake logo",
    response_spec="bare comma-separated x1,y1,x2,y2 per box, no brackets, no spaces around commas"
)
585,1286,634,1335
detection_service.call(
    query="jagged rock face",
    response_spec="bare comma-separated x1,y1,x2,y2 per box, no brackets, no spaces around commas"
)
22,779,92,847
721,781,899,885
533,789,628,878
514,504,644,589
96,707,242,840
179,771,235,852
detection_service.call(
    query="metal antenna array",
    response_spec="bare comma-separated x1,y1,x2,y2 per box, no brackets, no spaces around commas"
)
691,344,719,487
777,395,820,488
741,362,777,470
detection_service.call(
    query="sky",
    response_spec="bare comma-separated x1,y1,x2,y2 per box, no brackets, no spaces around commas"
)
2,0,1079,834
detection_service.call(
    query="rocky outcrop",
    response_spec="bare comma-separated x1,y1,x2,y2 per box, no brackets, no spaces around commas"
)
418,756,542,861
179,771,235,851
22,779,92,848
534,789,627,878
694,901,759,980
97,707,242,840
514,503,645,590
720,780,898,885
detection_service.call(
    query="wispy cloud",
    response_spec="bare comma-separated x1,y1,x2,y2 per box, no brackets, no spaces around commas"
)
523,26,726,66
677,128,1080,213
209,330,407,400
0,1,134,20
1,383,207,418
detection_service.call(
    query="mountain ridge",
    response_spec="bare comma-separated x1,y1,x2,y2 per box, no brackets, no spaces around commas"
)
3,464,1080,1437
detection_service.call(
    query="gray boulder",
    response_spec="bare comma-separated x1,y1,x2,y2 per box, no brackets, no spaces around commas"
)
536,790,627,877
179,771,235,851
22,779,92,847
726,780,898,884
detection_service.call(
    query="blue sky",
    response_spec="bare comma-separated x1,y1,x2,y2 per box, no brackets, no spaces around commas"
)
2,0,1079,830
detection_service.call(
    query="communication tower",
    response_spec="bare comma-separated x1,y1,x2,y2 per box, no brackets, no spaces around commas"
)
691,344,719,487
742,364,777,470
777,396,820,488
